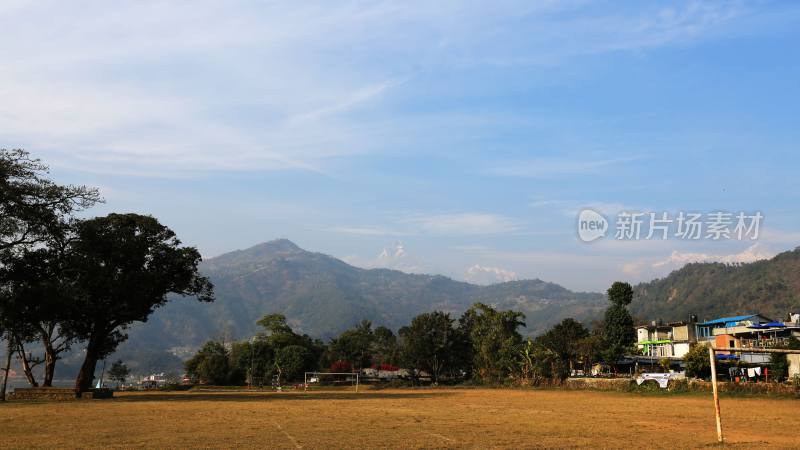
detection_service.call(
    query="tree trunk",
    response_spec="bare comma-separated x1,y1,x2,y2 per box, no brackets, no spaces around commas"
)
74,336,102,393
1,339,13,402
43,354,56,387
41,331,56,387
15,340,39,387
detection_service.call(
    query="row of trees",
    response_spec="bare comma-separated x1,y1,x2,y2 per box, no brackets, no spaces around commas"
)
0,149,214,398
186,283,638,385
397,283,635,384
185,314,324,385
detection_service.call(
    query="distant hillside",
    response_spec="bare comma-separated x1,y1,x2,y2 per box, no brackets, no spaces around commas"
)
117,239,606,366
631,248,800,323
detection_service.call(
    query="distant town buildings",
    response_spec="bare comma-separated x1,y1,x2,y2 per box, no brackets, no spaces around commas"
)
635,312,800,374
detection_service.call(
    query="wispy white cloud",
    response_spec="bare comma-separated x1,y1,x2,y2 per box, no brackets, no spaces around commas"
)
333,211,520,237
621,242,777,278
0,1,763,178
449,244,490,252
465,264,519,285
290,77,410,124
404,212,519,235
529,197,638,218
652,242,774,268
330,226,412,237
492,156,639,178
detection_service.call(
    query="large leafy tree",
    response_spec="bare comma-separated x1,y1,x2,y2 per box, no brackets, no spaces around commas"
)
185,341,230,385
257,313,294,338
601,281,636,366
372,326,400,367
256,313,325,363
0,149,99,252
329,320,374,371
0,245,79,387
399,311,466,383
229,338,274,386
68,213,214,392
768,337,800,382
189,314,325,387
684,343,711,379
460,303,525,382
274,345,315,383
0,149,100,399
108,360,131,387
535,318,590,378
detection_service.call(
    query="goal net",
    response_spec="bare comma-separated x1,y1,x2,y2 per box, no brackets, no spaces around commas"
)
304,372,360,392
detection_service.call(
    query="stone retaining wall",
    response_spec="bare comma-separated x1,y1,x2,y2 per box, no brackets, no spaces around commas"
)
563,377,798,396
9,387,80,401
689,379,797,396
563,378,632,390
8,387,114,401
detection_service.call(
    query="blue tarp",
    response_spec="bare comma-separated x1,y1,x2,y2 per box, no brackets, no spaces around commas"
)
748,322,786,329
698,314,758,326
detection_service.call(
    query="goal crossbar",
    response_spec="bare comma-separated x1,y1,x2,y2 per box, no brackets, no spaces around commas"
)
708,346,800,444
303,372,360,393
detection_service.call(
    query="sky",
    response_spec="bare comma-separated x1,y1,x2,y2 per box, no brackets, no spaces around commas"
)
1,0,799,291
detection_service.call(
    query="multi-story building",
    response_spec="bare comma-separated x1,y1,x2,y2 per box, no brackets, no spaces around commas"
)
636,318,696,358
694,313,800,363
635,312,800,374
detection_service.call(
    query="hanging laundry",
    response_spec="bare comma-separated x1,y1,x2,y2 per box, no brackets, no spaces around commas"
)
755,367,762,376
747,368,756,378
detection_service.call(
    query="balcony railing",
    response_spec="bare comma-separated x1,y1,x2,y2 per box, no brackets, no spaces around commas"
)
738,338,792,349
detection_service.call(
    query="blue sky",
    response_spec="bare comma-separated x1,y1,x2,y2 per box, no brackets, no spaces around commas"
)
2,0,799,290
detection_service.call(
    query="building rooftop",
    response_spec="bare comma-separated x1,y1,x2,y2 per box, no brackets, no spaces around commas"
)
698,314,771,327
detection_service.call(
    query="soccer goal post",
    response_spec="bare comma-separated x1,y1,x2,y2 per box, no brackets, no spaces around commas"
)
708,346,800,444
304,372,360,392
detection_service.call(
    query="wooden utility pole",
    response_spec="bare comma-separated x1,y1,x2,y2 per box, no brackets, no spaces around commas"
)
708,347,723,444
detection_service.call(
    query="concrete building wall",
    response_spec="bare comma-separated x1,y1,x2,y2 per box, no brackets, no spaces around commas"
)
715,334,739,351
742,353,771,364
637,328,649,343
673,342,691,358
672,325,689,342
789,355,800,379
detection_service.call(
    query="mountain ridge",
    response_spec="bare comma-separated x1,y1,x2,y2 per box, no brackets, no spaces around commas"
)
104,240,800,373
121,239,606,351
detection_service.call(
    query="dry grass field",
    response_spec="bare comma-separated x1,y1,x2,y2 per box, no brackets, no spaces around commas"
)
2,388,799,449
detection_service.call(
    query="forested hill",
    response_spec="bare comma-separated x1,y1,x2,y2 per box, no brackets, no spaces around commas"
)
631,248,800,323
123,239,606,355
109,241,800,374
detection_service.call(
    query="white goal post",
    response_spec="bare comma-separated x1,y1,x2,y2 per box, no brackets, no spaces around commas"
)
303,372,360,393
708,346,800,444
